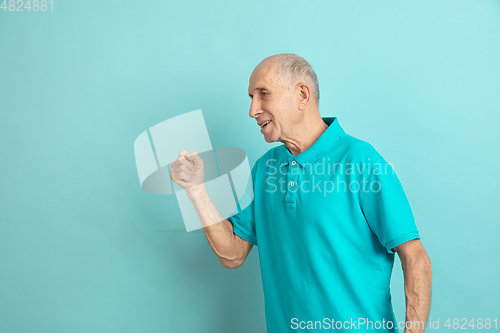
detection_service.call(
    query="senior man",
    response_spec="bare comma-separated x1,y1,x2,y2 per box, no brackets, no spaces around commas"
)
170,54,432,333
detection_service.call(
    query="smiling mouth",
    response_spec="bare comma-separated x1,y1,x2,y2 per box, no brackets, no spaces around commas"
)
260,120,271,129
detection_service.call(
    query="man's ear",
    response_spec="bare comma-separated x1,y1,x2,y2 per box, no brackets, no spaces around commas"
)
297,82,312,110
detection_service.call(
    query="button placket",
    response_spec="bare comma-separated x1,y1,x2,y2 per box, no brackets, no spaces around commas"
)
285,161,300,207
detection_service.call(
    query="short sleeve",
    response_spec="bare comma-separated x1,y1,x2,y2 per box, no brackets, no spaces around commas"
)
359,157,420,254
226,164,258,246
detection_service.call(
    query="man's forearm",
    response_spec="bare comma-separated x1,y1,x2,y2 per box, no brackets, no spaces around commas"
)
189,186,250,267
402,253,432,333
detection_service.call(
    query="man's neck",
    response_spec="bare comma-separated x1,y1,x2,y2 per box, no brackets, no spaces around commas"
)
282,114,328,156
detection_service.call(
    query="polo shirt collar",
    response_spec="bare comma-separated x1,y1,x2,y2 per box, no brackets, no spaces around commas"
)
284,117,345,168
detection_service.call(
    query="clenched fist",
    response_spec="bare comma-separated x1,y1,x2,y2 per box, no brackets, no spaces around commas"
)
170,150,205,197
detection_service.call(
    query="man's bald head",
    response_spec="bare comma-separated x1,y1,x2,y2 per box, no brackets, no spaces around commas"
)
255,53,320,105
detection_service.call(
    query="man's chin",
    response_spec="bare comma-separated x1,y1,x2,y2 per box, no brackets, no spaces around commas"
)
263,134,277,143
261,127,279,143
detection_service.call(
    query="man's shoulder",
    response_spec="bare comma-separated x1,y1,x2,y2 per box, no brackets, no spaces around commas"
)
336,133,385,162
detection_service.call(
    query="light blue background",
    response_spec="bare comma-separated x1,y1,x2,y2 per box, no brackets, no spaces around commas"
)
1,1,499,332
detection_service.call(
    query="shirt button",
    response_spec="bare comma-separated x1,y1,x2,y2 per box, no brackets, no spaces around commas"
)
291,161,297,165
290,181,295,187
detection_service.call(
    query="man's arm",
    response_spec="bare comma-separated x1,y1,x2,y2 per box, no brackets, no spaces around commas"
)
393,239,432,333
170,150,254,269
190,188,254,268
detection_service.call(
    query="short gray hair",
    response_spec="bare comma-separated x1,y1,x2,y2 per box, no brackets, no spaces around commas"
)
261,53,320,104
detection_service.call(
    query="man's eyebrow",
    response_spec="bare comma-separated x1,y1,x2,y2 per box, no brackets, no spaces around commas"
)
249,87,267,98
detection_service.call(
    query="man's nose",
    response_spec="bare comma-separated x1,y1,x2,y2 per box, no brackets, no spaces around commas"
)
249,99,261,119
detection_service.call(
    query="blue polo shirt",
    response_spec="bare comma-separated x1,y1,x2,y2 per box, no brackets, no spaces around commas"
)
227,117,420,333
